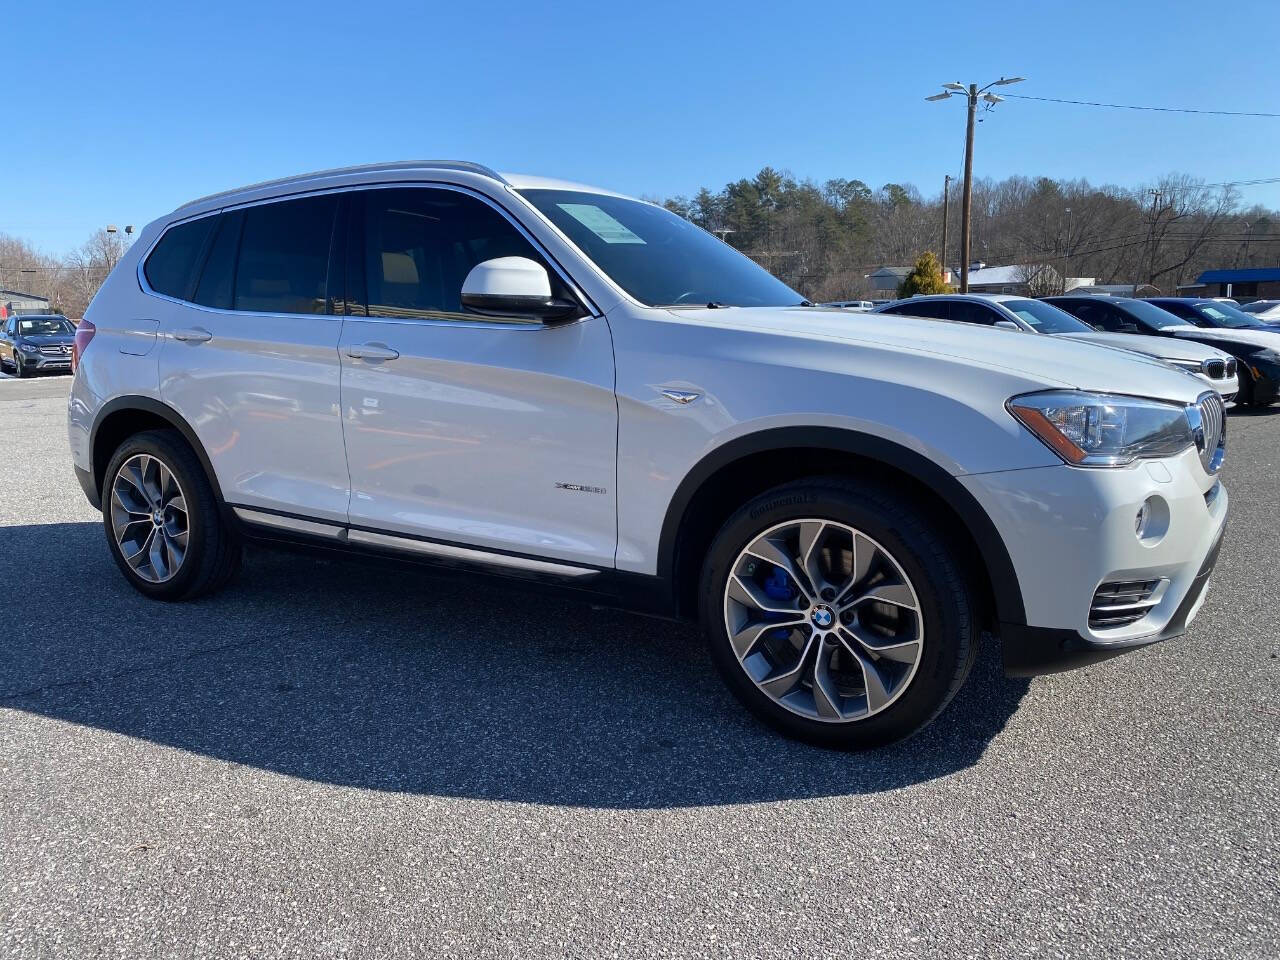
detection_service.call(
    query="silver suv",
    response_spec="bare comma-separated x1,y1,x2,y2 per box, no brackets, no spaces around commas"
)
68,161,1228,748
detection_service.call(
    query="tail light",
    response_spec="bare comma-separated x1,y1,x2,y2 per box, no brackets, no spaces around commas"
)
72,319,96,372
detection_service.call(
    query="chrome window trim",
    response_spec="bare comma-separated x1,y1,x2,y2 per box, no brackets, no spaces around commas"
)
136,180,601,325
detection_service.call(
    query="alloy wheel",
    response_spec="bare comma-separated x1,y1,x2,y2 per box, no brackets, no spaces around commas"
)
722,518,924,723
109,453,190,583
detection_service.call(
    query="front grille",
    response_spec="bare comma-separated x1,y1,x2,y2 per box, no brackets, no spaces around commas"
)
1090,579,1165,629
1225,358,1237,378
1203,359,1226,380
1194,392,1226,474
38,345,70,357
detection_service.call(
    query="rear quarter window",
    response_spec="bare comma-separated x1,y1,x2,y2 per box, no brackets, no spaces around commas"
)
143,216,216,300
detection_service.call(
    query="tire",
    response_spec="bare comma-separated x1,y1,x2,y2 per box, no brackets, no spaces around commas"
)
699,477,977,750
102,429,241,601
1235,365,1275,409
1234,363,1255,407
13,354,27,378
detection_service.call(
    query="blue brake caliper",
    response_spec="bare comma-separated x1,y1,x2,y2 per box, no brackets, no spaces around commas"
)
762,565,797,638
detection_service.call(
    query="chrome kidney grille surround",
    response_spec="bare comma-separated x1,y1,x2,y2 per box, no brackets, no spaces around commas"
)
1188,392,1226,474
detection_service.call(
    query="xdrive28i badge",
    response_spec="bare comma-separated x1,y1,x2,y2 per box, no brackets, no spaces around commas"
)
555,482,608,495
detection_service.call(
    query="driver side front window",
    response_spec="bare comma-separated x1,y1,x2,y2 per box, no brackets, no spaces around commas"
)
351,187,564,321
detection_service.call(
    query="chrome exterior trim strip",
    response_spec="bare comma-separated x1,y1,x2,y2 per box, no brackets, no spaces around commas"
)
345,529,597,578
233,507,346,539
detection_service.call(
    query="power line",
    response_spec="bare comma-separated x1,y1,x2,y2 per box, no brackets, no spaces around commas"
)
1003,94,1280,119
1198,177,1280,189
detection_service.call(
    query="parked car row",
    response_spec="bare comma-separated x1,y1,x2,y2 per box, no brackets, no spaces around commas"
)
68,161,1231,750
873,293,1280,409
874,294,1241,401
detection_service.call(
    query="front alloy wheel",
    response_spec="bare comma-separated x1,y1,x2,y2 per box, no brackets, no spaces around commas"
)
724,519,924,722
701,478,977,750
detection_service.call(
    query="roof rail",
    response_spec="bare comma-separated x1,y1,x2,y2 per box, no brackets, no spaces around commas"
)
176,160,507,211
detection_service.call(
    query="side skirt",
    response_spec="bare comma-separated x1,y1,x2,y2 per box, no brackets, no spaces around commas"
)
229,505,681,620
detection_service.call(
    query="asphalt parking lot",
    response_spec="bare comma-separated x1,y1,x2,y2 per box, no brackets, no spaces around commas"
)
1,374,1276,959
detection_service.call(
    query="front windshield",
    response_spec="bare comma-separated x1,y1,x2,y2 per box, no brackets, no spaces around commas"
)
519,189,804,308
1118,299,1189,330
1004,299,1092,334
1196,302,1263,329
17,317,72,336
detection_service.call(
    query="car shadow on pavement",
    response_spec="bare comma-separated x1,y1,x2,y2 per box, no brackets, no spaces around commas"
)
1,521,1030,808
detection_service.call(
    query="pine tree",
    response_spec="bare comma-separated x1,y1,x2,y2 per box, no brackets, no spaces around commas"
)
897,251,952,298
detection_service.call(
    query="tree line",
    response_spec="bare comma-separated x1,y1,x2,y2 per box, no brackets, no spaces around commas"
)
661,169,1278,300
4,170,1276,314
0,229,132,318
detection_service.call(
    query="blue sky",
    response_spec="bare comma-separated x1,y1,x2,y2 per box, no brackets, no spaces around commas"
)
4,0,1279,255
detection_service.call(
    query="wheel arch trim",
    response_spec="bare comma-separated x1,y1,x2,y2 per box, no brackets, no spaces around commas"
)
89,395,226,506
656,426,1028,626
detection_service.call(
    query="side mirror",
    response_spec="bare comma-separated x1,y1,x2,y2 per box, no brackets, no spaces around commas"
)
994,319,1020,330
460,257,581,323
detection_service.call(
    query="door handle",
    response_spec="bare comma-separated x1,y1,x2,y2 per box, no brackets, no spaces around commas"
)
172,327,212,343
344,343,400,361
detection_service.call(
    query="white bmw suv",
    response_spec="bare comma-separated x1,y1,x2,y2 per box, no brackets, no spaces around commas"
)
69,161,1228,749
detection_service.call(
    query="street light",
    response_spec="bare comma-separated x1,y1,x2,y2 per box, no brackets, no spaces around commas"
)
926,76,1025,293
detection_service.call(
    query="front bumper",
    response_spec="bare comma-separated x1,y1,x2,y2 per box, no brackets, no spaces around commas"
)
961,446,1228,676
1000,522,1223,675
21,350,73,371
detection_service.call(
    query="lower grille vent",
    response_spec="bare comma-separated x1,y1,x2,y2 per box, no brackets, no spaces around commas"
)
1090,579,1165,629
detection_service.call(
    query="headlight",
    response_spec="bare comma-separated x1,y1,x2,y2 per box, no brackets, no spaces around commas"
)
18,343,40,355
1007,391,1195,466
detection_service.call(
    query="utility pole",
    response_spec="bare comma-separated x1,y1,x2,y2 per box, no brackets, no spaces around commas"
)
960,85,977,293
926,76,1024,294
1144,189,1162,288
1061,206,1073,290
941,174,952,275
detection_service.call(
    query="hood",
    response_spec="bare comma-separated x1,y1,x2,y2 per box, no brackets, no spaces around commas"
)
19,333,75,345
1057,331,1231,363
665,307,1210,404
1166,326,1280,350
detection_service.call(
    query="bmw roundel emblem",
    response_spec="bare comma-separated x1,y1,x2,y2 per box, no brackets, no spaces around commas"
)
811,605,834,628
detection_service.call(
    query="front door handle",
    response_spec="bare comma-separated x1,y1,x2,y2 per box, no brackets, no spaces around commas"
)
172,327,212,343
344,342,400,362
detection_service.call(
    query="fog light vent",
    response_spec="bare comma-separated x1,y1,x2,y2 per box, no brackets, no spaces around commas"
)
1090,579,1165,629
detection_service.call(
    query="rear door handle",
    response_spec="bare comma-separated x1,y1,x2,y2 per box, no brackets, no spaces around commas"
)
172,327,212,343
344,342,400,361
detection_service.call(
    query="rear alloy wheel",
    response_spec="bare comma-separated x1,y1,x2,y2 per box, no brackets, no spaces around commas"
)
102,429,241,600
110,453,190,584
701,478,977,749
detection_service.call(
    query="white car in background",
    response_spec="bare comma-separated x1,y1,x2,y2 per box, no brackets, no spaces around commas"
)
1239,300,1280,325
821,299,875,311
874,293,1239,400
